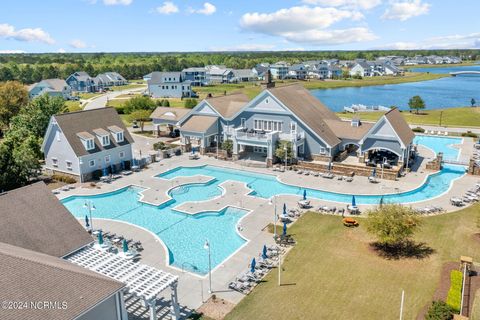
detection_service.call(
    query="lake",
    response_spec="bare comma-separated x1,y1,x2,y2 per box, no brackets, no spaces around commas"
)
310,65,480,112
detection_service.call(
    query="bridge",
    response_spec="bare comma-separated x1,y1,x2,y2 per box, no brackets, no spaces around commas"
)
450,71,480,76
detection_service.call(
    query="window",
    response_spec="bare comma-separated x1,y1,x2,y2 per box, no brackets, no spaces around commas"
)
319,147,326,154
56,131,61,141
253,146,267,154
105,155,111,163
89,159,95,167
299,144,305,155
101,135,110,146
52,158,58,167
116,132,124,143
291,122,297,133
85,139,95,151
265,98,269,104
253,119,283,132
241,118,246,128
66,161,72,170
119,151,125,158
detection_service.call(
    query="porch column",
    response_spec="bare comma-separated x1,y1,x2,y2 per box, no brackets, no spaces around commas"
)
149,299,157,320
119,290,128,320
170,283,180,320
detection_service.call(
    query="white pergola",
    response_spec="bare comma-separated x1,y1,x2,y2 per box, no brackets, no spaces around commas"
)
66,245,180,320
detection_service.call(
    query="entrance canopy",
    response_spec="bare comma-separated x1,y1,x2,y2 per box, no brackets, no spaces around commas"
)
180,115,218,135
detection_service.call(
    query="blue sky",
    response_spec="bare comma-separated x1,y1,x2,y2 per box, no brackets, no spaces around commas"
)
0,0,479,53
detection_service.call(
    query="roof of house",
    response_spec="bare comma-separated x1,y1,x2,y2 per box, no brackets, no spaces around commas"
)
232,69,256,78
383,108,415,146
206,93,250,119
182,67,207,73
324,119,374,140
53,108,134,157
180,115,218,133
0,182,93,257
268,85,341,147
70,71,92,81
148,72,184,84
0,242,124,320
43,79,69,91
208,68,233,76
150,107,191,122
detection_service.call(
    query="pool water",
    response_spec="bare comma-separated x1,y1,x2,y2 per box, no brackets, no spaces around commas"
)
61,135,465,275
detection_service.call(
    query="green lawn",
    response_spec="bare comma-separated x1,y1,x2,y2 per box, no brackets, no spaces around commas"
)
338,107,480,128
64,100,82,112
77,92,103,100
109,83,147,91
225,204,480,320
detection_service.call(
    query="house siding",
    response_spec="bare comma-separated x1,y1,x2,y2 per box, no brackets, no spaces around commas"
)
43,121,81,176
77,293,123,320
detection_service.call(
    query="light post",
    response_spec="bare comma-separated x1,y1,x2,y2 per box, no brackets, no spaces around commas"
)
284,144,288,171
381,156,387,180
83,200,96,231
278,250,282,286
204,240,212,294
268,196,277,239
216,135,219,159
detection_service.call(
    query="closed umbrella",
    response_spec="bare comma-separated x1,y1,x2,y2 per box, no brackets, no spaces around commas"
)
98,230,104,245
250,258,256,273
85,215,90,228
379,196,384,207
303,189,307,200
102,167,108,177
122,239,128,253
110,164,115,174
262,245,268,259
121,161,125,170
328,161,332,171
352,195,357,207
283,203,287,216
372,168,376,177
283,221,287,236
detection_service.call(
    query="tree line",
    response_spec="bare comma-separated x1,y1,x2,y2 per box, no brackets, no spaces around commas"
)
0,49,478,84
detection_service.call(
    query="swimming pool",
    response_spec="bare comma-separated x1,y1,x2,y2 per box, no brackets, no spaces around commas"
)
62,185,248,275
413,135,463,161
61,135,465,275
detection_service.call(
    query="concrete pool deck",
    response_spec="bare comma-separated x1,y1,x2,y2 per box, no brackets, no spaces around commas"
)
57,137,480,312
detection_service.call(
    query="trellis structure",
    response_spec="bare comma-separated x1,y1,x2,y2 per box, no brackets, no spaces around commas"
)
66,245,180,320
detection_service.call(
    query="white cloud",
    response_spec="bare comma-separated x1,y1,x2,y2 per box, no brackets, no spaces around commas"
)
301,0,382,10
103,0,132,5
0,49,26,54
210,43,276,51
240,6,375,46
189,2,216,15
57,48,67,53
0,23,55,44
382,0,430,21
156,1,179,15
375,32,480,50
69,39,87,49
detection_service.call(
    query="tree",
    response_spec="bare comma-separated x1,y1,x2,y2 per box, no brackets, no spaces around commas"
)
425,301,454,320
0,81,29,130
408,95,426,114
184,98,198,109
471,98,476,107
127,110,151,132
365,204,421,246
123,96,156,114
221,139,233,156
275,140,293,164
161,99,170,107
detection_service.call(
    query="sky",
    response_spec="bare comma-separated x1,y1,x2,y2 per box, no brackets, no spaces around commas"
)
0,0,479,53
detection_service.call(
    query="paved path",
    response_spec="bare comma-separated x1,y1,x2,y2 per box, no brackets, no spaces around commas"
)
83,86,146,110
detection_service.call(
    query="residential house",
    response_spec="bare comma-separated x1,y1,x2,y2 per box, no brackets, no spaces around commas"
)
288,63,308,80
28,79,72,100
66,71,97,92
94,72,128,89
269,61,290,80
182,67,208,86
41,108,134,182
176,84,414,169
0,182,127,320
147,72,193,98
143,72,153,81
252,63,270,80
232,69,258,83
327,65,343,78
206,66,234,84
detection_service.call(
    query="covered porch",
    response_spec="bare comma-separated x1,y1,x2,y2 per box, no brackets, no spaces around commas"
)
179,115,219,154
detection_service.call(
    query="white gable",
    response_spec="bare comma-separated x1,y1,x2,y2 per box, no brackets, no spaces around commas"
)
195,102,218,116
368,117,397,139
245,92,288,113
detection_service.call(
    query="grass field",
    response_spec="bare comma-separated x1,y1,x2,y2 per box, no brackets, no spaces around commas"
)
338,107,480,128
64,100,82,112
110,83,146,91
77,92,103,100
225,204,480,320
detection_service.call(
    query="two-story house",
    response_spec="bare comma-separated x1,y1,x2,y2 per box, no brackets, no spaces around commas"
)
269,61,290,79
182,67,208,86
206,67,234,84
66,71,97,92
147,72,193,98
41,108,134,182
94,72,128,89
28,79,72,100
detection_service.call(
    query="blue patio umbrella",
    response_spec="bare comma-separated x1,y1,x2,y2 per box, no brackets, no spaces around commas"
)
250,258,256,273
372,168,376,177
303,189,307,200
98,230,104,245
283,221,287,236
102,167,108,176
110,164,115,174
192,147,196,154
121,161,125,170
262,245,268,259
84,215,90,228
122,239,128,253
352,195,357,207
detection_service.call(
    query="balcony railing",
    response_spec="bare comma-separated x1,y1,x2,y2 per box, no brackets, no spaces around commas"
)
235,131,270,140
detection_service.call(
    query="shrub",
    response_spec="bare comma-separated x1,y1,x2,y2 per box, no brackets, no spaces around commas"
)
51,174,77,184
184,98,198,108
461,131,478,138
124,96,156,114
114,105,125,114
153,141,166,150
446,270,463,313
412,127,425,133
425,301,454,320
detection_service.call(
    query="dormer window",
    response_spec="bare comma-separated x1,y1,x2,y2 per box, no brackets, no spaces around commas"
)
101,135,110,146
108,125,125,143
116,132,124,142
93,128,110,146
86,139,95,150
77,132,96,151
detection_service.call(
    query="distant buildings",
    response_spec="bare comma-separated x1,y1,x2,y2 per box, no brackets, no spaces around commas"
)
28,79,72,100
349,60,403,77
41,108,134,182
66,71,128,93
147,71,194,98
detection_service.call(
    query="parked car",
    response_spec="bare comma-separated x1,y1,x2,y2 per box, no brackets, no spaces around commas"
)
132,121,139,129
68,96,80,101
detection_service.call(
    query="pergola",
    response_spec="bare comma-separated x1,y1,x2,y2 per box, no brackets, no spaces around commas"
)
66,245,180,320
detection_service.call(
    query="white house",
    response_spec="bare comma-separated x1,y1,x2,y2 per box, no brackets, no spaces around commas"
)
28,79,72,100
147,72,194,98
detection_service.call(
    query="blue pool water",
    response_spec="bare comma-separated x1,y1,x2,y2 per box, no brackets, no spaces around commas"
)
61,136,465,275
310,65,480,111
413,135,463,161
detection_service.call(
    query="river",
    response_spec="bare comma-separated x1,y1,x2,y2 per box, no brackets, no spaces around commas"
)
310,65,480,112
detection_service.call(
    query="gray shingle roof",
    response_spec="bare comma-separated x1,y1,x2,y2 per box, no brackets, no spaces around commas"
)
0,242,124,320
148,72,184,84
180,115,218,133
53,108,133,157
206,93,250,118
0,182,93,257
384,108,415,146
150,107,191,122
42,79,69,91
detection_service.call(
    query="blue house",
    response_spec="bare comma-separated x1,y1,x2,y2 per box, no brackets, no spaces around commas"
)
66,71,97,92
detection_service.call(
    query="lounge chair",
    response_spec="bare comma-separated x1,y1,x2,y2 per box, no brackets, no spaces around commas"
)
304,171,310,176
444,131,448,136
313,172,319,177
297,170,303,174
368,176,379,183
343,176,353,182
121,170,133,176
